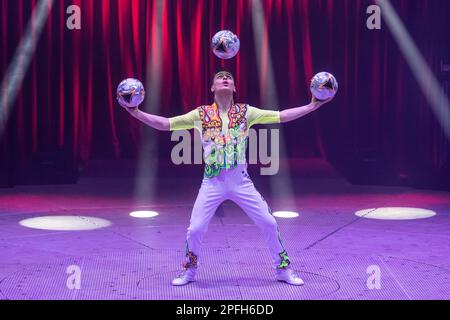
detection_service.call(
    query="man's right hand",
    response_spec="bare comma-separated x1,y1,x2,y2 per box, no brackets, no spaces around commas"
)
124,106,139,113
118,100,139,114
119,103,170,131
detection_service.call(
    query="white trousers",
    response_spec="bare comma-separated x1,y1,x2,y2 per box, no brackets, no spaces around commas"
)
183,165,290,269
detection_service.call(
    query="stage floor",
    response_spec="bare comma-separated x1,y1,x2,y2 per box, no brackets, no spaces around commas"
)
0,159,449,300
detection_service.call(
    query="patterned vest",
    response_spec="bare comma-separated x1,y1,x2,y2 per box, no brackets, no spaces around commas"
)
197,103,248,178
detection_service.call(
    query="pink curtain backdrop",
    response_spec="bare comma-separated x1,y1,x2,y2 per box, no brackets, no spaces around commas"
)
1,0,449,185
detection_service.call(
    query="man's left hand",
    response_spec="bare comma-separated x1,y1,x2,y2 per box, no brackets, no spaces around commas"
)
311,96,334,108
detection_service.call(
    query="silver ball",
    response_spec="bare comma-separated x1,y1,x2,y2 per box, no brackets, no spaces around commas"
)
310,72,338,101
212,30,240,60
116,78,145,108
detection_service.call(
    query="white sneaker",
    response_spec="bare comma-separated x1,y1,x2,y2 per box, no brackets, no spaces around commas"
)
171,267,197,286
276,268,304,286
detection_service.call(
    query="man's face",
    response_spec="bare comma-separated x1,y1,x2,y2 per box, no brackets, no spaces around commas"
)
211,71,236,95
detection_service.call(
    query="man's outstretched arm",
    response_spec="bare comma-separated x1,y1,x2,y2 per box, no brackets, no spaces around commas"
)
125,108,170,131
280,97,332,123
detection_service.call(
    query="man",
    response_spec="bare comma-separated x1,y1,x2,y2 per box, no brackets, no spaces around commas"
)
121,71,333,286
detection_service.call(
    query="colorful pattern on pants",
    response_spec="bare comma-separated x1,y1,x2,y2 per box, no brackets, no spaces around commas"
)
276,227,291,269
183,166,291,269
183,241,198,269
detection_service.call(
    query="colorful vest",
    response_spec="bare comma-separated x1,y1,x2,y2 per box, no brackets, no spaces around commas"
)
198,103,249,178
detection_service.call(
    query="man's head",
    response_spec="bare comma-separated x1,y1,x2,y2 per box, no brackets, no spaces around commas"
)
211,71,236,96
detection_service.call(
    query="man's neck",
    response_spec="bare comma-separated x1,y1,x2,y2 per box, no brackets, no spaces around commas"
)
214,94,233,113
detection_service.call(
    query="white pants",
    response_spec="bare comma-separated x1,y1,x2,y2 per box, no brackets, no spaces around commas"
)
183,165,290,269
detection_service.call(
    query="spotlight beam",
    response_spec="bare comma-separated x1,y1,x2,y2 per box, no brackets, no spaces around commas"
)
251,0,296,211
133,0,164,205
377,0,450,140
251,0,277,106
0,0,54,137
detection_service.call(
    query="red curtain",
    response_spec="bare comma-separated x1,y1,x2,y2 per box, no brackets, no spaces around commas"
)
1,0,449,185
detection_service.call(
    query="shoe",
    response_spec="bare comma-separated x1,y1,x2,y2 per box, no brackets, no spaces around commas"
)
276,268,304,286
171,267,197,286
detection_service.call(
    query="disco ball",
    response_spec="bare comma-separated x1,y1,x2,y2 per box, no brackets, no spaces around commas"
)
310,72,338,101
116,78,145,108
211,30,240,59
